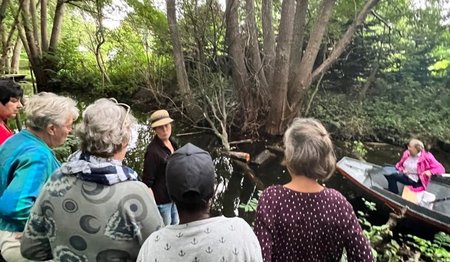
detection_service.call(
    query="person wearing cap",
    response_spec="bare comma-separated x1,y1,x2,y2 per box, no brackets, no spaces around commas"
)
137,143,263,262
20,98,163,261
0,79,23,145
142,109,179,225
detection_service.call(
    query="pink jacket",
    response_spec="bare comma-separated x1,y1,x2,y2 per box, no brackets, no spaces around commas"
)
395,150,445,192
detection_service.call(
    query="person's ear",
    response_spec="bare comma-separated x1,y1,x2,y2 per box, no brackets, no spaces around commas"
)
47,123,56,135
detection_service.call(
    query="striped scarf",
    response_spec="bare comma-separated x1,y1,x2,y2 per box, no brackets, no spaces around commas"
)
60,150,139,185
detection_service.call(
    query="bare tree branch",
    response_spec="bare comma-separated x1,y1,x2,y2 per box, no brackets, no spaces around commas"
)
311,0,380,81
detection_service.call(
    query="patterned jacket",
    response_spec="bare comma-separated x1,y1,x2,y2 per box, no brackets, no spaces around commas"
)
21,152,164,261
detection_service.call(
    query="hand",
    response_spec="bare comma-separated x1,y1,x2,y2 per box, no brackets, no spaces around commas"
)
423,170,432,177
15,232,23,240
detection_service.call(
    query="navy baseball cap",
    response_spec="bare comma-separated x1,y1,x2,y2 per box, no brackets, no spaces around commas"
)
166,143,215,205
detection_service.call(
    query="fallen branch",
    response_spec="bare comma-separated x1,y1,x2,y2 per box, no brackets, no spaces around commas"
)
232,159,265,190
266,145,284,154
223,151,250,162
176,131,207,137
229,139,253,145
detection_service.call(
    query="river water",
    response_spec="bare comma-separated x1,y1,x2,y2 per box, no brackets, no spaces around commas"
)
126,121,450,237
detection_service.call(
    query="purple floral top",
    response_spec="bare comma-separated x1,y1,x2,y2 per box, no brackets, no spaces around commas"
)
254,185,374,262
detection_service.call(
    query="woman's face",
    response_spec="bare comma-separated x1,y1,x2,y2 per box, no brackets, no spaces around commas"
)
47,115,74,148
154,123,172,141
407,143,419,156
0,97,23,121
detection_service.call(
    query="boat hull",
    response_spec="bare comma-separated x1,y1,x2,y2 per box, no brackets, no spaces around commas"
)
336,157,450,234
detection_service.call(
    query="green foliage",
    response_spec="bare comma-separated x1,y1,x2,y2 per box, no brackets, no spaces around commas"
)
352,140,368,159
239,191,262,213
309,75,450,144
124,119,153,175
358,198,398,261
239,197,259,213
408,232,450,261
53,134,79,162
357,198,450,262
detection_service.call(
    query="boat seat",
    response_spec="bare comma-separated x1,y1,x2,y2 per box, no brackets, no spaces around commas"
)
402,186,436,208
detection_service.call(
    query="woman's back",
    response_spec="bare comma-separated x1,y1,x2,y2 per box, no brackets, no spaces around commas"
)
254,185,373,262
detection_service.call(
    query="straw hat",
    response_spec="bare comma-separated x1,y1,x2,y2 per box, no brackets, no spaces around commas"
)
150,109,174,128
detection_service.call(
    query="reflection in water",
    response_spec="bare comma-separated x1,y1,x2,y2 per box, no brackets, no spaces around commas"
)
126,121,450,232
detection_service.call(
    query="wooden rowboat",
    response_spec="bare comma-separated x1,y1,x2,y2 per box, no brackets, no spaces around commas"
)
336,157,450,234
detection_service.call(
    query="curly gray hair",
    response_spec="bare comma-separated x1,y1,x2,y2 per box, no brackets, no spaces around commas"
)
25,92,79,131
76,98,137,157
284,118,336,180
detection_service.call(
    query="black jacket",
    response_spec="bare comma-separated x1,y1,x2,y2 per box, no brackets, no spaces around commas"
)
142,136,178,204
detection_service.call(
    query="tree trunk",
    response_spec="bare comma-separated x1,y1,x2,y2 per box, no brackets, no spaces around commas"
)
0,0,10,25
261,0,275,87
0,28,7,73
287,0,336,115
49,0,64,52
225,0,252,121
311,0,381,81
166,0,203,120
262,0,379,135
21,0,40,70
20,0,64,91
1,3,21,74
288,0,308,84
41,0,48,52
359,63,379,99
10,36,22,73
94,0,111,85
245,0,268,98
0,0,13,73
29,0,41,56
265,0,297,135
166,0,191,98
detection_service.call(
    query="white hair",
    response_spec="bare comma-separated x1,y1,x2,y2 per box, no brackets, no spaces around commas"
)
25,92,79,131
76,98,137,157
409,138,424,151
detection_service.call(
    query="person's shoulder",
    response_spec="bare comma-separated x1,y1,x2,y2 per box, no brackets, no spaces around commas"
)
215,217,255,235
114,181,154,196
321,188,350,203
262,184,284,195
321,188,355,212
146,138,164,153
422,150,436,158
224,216,250,225
146,138,158,149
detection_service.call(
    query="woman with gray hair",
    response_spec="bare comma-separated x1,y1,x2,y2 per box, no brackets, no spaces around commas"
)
0,92,79,262
254,118,373,262
21,98,163,261
384,138,445,194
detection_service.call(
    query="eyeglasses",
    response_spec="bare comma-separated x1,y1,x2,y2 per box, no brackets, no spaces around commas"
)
109,98,130,130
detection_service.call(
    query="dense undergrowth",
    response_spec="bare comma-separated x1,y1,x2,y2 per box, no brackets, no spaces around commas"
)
308,77,450,148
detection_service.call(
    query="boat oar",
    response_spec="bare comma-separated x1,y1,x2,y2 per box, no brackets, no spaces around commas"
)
425,196,450,204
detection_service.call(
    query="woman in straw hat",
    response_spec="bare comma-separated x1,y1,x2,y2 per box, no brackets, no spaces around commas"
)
142,109,179,225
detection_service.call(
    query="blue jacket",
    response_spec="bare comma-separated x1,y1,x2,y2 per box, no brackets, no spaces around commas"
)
0,129,60,232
